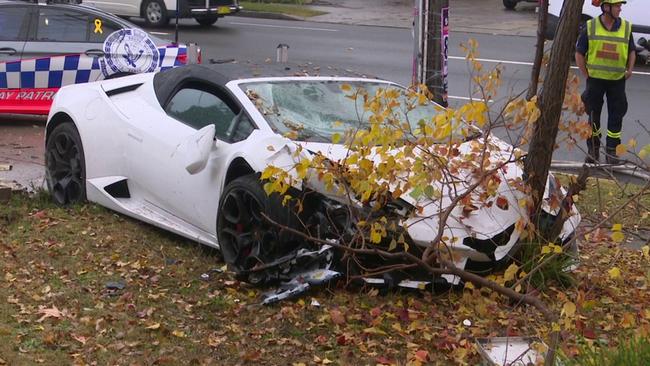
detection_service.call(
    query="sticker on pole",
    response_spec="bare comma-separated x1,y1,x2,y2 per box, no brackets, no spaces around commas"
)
100,28,160,77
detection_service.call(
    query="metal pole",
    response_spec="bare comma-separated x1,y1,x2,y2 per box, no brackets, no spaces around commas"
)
174,0,179,44
423,0,449,107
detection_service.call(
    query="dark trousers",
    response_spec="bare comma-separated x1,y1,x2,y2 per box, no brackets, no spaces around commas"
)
582,77,628,150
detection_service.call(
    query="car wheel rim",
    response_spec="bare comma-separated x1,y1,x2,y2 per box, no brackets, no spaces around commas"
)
219,188,279,281
147,3,162,23
46,132,83,204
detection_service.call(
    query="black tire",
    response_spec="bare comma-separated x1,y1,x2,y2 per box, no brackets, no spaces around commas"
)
195,16,219,27
216,174,301,284
142,0,169,27
503,0,518,10
45,122,86,205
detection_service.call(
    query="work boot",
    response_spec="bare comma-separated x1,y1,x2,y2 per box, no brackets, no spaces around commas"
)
585,137,600,163
605,147,622,165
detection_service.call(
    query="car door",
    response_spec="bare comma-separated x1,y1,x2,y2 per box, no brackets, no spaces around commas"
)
125,82,252,235
0,6,30,113
21,6,122,89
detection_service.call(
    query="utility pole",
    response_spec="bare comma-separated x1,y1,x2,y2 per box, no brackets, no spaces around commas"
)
414,0,449,107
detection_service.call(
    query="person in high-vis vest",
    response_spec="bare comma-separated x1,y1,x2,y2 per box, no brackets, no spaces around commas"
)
575,0,636,164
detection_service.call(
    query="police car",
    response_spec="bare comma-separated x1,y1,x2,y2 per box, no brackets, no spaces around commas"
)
0,0,200,115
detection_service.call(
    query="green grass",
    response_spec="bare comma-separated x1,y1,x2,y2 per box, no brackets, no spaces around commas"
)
561,336,650,366
240,1,327,17
557,174,650,229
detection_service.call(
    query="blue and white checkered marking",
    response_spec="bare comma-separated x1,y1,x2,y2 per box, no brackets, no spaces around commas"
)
0,45,187,90
0,54,102,90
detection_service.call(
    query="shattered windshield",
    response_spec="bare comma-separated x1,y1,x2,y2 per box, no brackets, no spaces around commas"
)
240,80,475,143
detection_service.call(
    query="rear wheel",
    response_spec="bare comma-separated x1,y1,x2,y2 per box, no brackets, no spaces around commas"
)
143,0,169,27
45,122,86,205
217,174,301,284
503,0,518,10
195,16,219,27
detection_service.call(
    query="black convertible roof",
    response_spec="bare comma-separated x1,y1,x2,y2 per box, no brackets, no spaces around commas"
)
152,61,379,108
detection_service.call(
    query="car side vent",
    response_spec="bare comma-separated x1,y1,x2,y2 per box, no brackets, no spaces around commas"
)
104,179,131,198
105,83,143,97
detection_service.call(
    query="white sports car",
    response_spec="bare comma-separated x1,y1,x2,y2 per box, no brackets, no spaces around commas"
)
45,62,581,287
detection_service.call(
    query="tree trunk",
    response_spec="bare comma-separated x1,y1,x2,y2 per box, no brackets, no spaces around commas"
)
527,0,549,100
524,0,584,214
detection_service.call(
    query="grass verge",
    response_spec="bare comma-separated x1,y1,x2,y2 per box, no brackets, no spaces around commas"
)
240,1,327,18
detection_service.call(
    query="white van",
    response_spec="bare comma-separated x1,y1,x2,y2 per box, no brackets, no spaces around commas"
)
84,0,242,27
547,0,650,54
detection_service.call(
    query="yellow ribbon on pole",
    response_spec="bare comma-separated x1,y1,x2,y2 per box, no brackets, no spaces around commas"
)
94,19,103,34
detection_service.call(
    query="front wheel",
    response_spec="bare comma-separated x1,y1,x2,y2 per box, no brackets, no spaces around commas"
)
503,0,518,10
143,0,169,27
45,122,86,205
195,16,219,27
216,174,301,284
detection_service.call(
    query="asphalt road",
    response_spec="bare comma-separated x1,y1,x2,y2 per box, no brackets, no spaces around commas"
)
2,16,649,188
150,17,650,161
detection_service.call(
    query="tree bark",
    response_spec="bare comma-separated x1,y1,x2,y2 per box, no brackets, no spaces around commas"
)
527,0,549,100
524,0,584,213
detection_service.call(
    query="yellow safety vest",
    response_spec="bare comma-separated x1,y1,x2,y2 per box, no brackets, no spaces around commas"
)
586,17,631,80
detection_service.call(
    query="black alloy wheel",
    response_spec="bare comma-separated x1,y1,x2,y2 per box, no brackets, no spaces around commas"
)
45,122,86,205
217,174,299,285
195,16,219,27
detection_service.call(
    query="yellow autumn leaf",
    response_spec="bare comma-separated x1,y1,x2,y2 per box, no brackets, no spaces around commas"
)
340,83,351,92
628,138,637,149
642,245,649,259
363,327,387,336
612,223,623,232
503,263,519,282
370,230,382,244
145,322,161,330
561,301,576,318
608,267,621,279
552,322,561,332
611,231,625,243
172,330,186,338
615,144,627,157
332,133,342,144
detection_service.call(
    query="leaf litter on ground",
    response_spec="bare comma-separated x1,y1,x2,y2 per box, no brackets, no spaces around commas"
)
0,189,649,364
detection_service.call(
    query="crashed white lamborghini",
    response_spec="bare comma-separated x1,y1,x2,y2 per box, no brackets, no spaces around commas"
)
45,62,581,288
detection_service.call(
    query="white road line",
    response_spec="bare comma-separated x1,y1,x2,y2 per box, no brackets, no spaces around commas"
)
448,95,492,103
149,31,170,35
449,55,650,76
227,21,338,32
